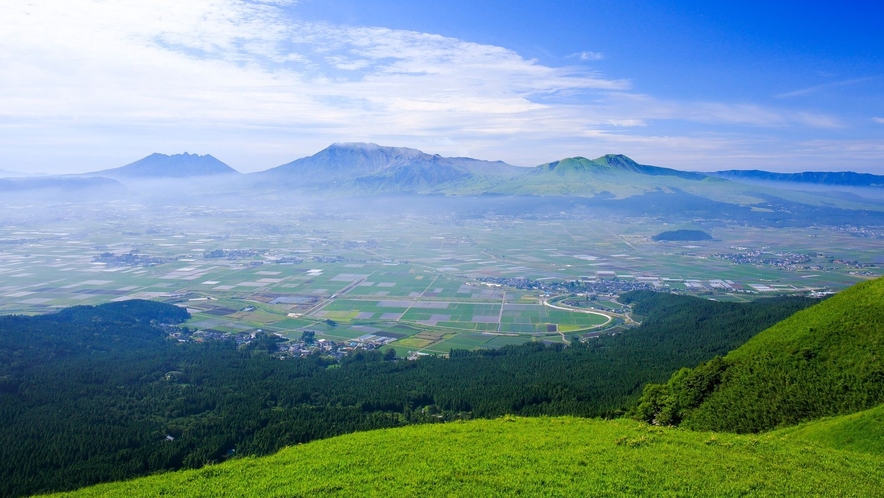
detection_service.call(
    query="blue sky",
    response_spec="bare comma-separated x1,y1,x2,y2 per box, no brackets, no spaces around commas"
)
1,0,882,174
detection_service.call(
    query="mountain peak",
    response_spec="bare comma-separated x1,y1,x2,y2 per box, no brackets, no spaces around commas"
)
592,154,641,169
538,155,640,175
534,154,706,181
254,143,525,193
93,153,240,178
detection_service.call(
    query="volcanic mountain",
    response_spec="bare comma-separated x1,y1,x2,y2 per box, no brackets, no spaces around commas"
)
92,153,240,179
252,142,524,191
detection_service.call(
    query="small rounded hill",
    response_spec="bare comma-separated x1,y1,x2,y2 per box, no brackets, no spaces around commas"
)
651,229,713,242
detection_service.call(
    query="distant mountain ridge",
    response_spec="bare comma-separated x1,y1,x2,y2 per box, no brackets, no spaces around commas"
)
56,144,884,220
713,169,884,187
59,144,884,191
0,168,31,178
254,142,524,191
94,152,240,178
251,143,721,196
233,144,884,215
536,155,707,181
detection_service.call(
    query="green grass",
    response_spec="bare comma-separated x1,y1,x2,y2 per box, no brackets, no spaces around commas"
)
483,335,532,348
773,403,884,455
50,416,884,497
428,333,492,351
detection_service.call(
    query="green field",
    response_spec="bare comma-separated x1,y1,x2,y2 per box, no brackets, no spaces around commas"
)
50,414,884,497
1,204,880,353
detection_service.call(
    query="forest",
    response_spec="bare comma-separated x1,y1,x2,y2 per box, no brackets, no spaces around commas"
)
0,293,818,497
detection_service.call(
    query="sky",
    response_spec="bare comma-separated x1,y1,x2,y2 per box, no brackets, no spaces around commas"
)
1,0,882,174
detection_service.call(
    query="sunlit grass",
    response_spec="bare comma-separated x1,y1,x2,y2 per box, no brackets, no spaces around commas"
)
52,416,884,497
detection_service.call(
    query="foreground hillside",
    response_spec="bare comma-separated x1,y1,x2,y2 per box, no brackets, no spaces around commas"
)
633,277,884,432
775,403,884,455
52,415,884,497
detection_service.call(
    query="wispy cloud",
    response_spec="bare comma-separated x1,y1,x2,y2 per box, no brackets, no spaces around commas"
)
0,0,869,172
775,76,878,98
0,2,629,127
873,117,884,124
568,51,604,61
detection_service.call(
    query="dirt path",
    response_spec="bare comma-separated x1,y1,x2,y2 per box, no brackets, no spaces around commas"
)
399,275,439,322
497,291,506,333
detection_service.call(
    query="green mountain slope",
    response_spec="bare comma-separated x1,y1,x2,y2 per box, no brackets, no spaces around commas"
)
51,416,884,497
633,277,884,433
476,154,798,207
539,154,706,180
773,403,884,455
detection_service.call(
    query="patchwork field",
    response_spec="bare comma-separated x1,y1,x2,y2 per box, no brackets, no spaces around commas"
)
1,201,881,354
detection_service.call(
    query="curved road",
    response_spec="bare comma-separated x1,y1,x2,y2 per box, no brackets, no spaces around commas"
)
542,299,614,343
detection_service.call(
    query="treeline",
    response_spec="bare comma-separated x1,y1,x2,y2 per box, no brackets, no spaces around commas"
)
0,294,818,497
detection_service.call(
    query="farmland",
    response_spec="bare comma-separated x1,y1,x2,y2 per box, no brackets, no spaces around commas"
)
1,200,881,354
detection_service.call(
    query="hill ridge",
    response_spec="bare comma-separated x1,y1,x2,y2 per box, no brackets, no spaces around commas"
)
714,169,884,187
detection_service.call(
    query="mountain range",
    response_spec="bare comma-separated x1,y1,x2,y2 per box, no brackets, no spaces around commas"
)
248,145,716,196
58,143,884,197
72,143,883,196
5,143,881,224
0,168,32,178
713,169,884,187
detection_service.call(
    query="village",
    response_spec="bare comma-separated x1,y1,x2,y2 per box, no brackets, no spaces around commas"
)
165,324,401,361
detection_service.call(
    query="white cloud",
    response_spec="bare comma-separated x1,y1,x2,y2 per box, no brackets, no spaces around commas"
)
0,0,868,172
569,51,604,61
775,76,877,98
0,2,628,132
873,117,884,124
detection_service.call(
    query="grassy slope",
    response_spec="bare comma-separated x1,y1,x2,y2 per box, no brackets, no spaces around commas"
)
633,277,884,433
773,403,884,455
52,416,884,497
685,277,884,432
